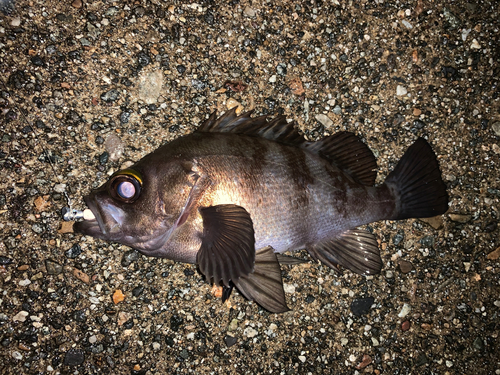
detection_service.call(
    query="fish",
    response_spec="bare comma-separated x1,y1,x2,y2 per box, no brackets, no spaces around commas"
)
74,108,448,313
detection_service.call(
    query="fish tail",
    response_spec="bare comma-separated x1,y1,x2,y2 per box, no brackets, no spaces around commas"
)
384,138,448,220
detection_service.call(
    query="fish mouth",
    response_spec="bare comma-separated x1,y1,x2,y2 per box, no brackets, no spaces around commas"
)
73,195,122,240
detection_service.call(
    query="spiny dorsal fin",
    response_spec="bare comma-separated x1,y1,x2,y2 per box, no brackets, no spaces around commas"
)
303,132,378,186
196,108,305,146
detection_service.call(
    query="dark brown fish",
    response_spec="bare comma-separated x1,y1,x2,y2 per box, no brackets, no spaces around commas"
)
74,109,448,312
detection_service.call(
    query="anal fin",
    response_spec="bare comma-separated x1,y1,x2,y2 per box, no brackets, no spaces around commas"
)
233,246,289,313
307,229,382,275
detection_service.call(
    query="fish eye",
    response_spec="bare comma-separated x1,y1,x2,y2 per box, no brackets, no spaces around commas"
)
109,171,142,203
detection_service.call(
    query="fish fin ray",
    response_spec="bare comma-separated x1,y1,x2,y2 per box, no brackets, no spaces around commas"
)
197,110,305,146
307,229,382,275
197,204,255,287
384,138,448,219
276,254,308,265
233,246,290,313
303,132,377,186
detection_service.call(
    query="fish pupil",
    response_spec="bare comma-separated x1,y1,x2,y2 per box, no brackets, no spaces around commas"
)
117,181,136,199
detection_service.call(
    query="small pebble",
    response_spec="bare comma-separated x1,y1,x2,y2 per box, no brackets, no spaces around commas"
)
401,320,411,331
73,268,90,283
72,0,82,8
396,85,407,96
224,335,238,347
449,213,472,223
64,349,85,366
315,114,333,127
470,39,481,49
12,351,22,360
243,6,256,17
244,327,258,338
486,247,500,260
13,311,29,322
491,122,500,136
10,17,21,27
18,279,31,287
398,259,413,274
356,354,372,369
398,303,411,318
113,290,125,304
351,297,374,316
65,244,82,259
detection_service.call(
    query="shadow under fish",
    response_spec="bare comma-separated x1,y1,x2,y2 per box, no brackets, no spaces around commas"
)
74,109,448,313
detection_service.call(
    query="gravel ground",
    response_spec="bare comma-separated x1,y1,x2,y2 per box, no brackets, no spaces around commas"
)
1,0,499,374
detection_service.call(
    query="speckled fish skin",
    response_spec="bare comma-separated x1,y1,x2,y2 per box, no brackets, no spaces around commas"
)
74,109,448,312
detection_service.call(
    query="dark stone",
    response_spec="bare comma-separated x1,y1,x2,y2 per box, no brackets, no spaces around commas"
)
414,352,428,366
31,55,44,66
392,230,404,246
137,51,151,68
419,235,435,248
277,63,287,76
176,65,186,74
73,309,87,323
0,256,13,265
65,244,82,259
99,152,109,165
351,297,374,317
305,294,315,303
224,335,238,347
132,286,144,297
63,348,85,366
170,315,184,332
120,110,131,124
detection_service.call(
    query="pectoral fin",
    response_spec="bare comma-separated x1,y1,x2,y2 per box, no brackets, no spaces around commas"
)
197,204,255,287
307,229,382,275
233,246,289,313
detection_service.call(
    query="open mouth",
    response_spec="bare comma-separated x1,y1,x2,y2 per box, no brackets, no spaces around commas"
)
73,197,106,238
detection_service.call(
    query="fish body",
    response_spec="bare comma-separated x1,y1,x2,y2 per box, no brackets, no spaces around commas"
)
75,109,448,312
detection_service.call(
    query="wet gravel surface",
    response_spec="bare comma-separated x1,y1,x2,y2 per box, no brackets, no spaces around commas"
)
1,0,499,374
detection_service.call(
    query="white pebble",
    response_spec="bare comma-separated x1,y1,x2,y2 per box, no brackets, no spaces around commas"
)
283,283,295,294
298,355,306,363
470,39,481,49
398,303,411,318
396,85,407,96
19,279,31,287
12,351,23,360
152,342,161,350
13,311,29,322
10,17,21,27
54,183,67,193
269,75,277,83
315,114,333,127
244,327,258,338
402,20,413,29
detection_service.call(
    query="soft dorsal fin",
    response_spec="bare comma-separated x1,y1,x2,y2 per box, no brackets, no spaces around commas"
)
303,132,378,186
196,108,305,146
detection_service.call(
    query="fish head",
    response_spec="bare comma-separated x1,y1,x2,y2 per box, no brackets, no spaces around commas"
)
74,165,183,253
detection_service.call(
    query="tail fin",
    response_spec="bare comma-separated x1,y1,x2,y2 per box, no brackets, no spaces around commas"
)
384,138,448,220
